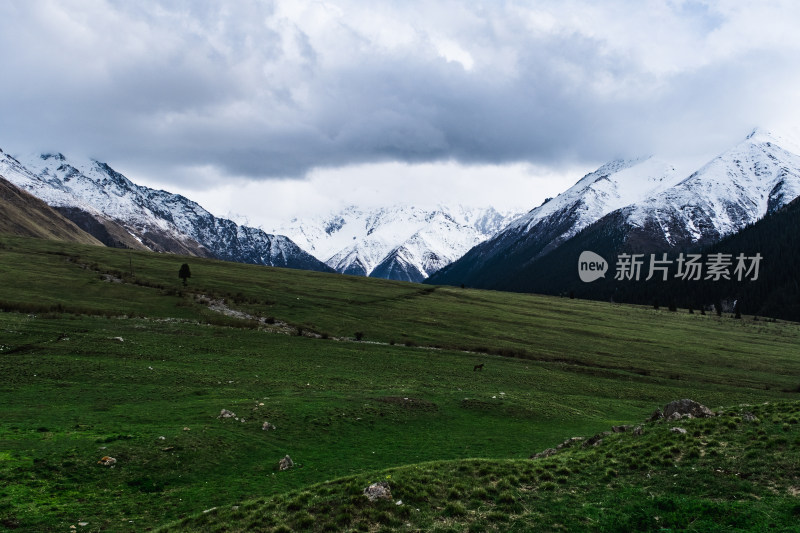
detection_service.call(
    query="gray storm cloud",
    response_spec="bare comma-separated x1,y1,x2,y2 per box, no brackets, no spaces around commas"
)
1,0,799,187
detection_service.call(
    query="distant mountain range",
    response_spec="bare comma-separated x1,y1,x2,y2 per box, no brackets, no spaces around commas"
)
429,129,800,319
0,150,332,272
273,205,522,282
3,128,799,315
0,148,520,281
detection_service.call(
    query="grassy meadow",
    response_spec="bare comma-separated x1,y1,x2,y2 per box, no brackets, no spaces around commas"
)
0,235,799,531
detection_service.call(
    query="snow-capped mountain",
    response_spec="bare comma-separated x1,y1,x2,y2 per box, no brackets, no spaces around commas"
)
429,156,682,287
0,150,332,272
274,205,522,282
504,156,681,251
622,129,800,248
430,129,800,290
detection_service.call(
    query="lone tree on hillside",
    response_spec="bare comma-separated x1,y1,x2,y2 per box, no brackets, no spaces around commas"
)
178,263,191,286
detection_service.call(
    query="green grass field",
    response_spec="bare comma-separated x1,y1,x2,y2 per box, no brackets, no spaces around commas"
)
160,401,800,532
1,235,799,531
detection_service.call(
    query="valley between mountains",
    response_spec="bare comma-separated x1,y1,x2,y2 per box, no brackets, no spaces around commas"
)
4,129,800,307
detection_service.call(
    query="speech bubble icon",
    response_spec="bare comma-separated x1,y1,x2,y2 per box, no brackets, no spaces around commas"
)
578,251,608,283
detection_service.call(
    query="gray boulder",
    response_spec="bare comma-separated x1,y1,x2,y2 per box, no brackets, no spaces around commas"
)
663,399,714,419
363,481,392,501
278,455,294,471
742,412,759,423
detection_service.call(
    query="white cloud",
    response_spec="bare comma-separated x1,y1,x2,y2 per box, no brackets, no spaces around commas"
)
131,158,586,230
1,0,799,223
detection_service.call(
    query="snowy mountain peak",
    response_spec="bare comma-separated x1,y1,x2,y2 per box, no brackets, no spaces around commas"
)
741,127,800,156
430,129,800,289
625,129,800,245
274,204,523,281
507,155,680,239
1,149,331,272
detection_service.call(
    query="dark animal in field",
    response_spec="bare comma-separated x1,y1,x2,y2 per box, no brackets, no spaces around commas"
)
473,363,484,371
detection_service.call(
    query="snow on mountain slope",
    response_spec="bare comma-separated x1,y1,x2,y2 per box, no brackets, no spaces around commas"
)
506,156,681,237
428,156,682,287
274,205,521,281
0,167,102,246
369,211,493,282
430,128,800,289
0,150,332,271
624,129,800,246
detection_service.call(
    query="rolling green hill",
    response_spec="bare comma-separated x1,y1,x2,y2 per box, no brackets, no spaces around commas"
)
1,235,799,531
160,400,800,532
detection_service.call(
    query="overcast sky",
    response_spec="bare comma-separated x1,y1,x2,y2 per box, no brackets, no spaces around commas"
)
2,1,799,228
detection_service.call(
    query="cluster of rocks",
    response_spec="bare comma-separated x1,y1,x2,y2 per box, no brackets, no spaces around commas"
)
218,406,275,429
649,398,715,422
530,399,715,459
217,408,249,423
531,436,585,459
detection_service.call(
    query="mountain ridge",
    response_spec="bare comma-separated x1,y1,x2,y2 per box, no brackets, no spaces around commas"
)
429,129,800,291
274,204,523,282
0,150,333,272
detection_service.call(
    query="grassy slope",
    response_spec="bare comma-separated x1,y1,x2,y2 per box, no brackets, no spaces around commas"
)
160,401,800,532
0,235,799,531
